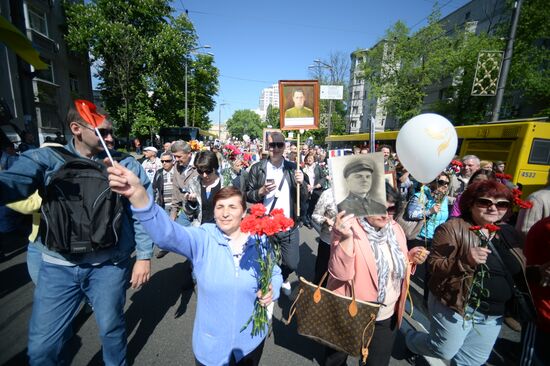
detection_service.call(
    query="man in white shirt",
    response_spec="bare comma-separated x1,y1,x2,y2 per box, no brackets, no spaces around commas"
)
141,146,162,182
246,132,307,296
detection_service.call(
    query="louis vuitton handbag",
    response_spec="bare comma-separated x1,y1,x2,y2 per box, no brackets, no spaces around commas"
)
284,273,380,364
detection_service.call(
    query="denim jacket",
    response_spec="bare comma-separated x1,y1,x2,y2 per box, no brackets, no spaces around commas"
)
407,186,449,240
132,198,282,365
0,139,154,263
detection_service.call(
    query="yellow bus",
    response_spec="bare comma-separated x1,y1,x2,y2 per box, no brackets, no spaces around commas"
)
326,118,550,197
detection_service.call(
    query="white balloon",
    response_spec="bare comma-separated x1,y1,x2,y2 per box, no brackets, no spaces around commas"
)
396,113,457,184
242,134,250,142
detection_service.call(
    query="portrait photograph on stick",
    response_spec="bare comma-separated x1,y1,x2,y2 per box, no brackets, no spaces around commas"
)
278,80,319,131
329,153,387,217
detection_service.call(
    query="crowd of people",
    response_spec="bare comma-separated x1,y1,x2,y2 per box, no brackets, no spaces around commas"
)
0,99,549,366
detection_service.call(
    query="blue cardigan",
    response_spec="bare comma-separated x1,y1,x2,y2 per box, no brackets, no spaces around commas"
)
132,198,282,365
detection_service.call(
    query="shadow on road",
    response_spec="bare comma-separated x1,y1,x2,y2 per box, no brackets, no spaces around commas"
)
0,262,31,298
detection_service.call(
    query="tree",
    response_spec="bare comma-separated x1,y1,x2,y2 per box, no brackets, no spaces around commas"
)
506,0,550,117
306,52,350,144
265,105,280,129
226,110,265,139
361,11,455,125
64,0,219,138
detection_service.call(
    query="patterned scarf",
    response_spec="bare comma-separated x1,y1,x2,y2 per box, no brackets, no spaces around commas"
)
359,218,406,303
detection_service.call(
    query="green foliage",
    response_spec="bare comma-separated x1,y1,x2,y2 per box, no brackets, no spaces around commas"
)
265,105,280,129
226,110,265,139
506,0,550,116
64,0,218,138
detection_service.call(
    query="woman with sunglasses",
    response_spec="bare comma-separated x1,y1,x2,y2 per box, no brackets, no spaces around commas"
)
323,183,428,366
406,180,535,365
179,150,228,226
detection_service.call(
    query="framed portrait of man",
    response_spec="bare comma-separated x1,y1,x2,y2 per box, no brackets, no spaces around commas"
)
262,128,281,152
279,80,319,130
329,153,387,217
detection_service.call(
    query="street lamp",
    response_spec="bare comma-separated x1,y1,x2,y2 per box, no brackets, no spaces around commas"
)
185,45,212,127
309,59,335,147
218,102,228,140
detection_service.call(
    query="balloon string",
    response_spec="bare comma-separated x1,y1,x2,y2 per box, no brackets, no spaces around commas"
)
95,127,115,166
419,184,428,249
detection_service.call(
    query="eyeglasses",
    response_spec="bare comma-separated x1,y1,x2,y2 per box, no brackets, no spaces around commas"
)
436,179,449,186
78,123,113,137
268,142,285,149
197,168,214,175
474,198,511,210
161,160,173,163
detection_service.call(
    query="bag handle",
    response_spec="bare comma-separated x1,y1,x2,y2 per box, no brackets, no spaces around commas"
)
313,272,358,317
284,288,303,325
360,314,376,365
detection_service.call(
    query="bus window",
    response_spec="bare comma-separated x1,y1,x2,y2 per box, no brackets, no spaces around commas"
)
528,138,550,165
460,139,515,162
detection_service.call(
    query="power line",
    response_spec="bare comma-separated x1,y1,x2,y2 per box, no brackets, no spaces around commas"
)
219,74,272,84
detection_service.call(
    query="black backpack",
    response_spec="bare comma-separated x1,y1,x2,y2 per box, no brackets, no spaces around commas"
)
39,147,125,254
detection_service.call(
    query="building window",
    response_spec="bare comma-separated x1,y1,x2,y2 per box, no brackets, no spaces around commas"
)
353,91,360,99
350,120,357,128
69,74,80,94
465,11,471,21
352,106,359,114
35,58,54,83
28,6,48,37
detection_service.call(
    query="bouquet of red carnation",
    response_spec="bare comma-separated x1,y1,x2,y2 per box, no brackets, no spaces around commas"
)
464,224,500,323
240,204,294,336
495,172,513,181
511,188,533,209
223,144,241,161
445,159,463,176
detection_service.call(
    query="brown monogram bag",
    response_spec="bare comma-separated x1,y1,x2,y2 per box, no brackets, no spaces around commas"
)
285,273,380,364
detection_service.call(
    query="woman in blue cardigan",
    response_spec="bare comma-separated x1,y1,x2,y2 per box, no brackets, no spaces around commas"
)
107,162,282,366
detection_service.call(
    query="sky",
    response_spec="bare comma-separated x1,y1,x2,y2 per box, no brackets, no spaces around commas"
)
137,0,472,125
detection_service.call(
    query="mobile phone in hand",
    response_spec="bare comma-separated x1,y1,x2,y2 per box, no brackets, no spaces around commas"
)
266,179,274,184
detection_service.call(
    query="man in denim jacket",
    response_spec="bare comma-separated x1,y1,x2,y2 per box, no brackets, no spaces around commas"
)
0,103,153,366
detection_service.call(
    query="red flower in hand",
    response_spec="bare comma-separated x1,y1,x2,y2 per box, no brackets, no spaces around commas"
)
469,225,482,231
249,204,266,218
483,224,500,232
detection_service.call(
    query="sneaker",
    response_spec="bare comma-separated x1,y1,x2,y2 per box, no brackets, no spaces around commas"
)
281,281,292,296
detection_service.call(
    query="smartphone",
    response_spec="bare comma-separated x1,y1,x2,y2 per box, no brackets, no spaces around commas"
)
266,179,274,184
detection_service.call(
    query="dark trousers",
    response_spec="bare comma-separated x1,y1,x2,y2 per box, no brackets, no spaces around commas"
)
271,226,300,281
314,240,331,286
322,315,398,366
408,238,432,302
195,340,265,366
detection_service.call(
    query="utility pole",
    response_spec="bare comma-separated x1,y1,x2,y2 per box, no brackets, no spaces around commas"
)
218,102,228,140
184,45,212,127
309,59,335,148
492,0,523,121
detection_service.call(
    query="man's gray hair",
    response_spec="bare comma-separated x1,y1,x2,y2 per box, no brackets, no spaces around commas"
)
462,155,480,164
171,140,192,153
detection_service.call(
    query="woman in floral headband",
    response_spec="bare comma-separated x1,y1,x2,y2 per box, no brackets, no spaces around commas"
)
406,180,535,365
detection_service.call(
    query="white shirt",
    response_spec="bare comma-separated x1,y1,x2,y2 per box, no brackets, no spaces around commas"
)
264,161,291,217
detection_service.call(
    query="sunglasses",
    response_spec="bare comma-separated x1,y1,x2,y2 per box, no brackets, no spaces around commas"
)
475,198,511,210
161,160,173,163
269,142,285,149
197,168,214,175
436,179,449,186
78,123,113,138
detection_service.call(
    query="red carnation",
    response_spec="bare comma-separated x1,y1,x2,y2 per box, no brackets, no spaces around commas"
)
469,225,482,231
483,224,500,232
249,204,266,218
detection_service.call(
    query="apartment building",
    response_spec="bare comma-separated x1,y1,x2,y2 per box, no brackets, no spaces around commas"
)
0,0,92,145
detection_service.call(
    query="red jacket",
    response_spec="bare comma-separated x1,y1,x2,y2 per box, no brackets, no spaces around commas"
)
524,217,550,332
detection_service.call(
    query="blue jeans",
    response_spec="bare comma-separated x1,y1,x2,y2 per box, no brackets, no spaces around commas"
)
26,243,42,285
406,292,502,366
28,259,130,366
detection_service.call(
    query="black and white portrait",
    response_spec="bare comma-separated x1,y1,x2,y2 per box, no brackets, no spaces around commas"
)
329,153,386,216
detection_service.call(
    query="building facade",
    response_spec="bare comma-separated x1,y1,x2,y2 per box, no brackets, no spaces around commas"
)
258,83,279,121
348,0,511,133
0,0,93,145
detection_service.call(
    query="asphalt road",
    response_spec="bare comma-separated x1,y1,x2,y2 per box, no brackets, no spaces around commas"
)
0,225,520,365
